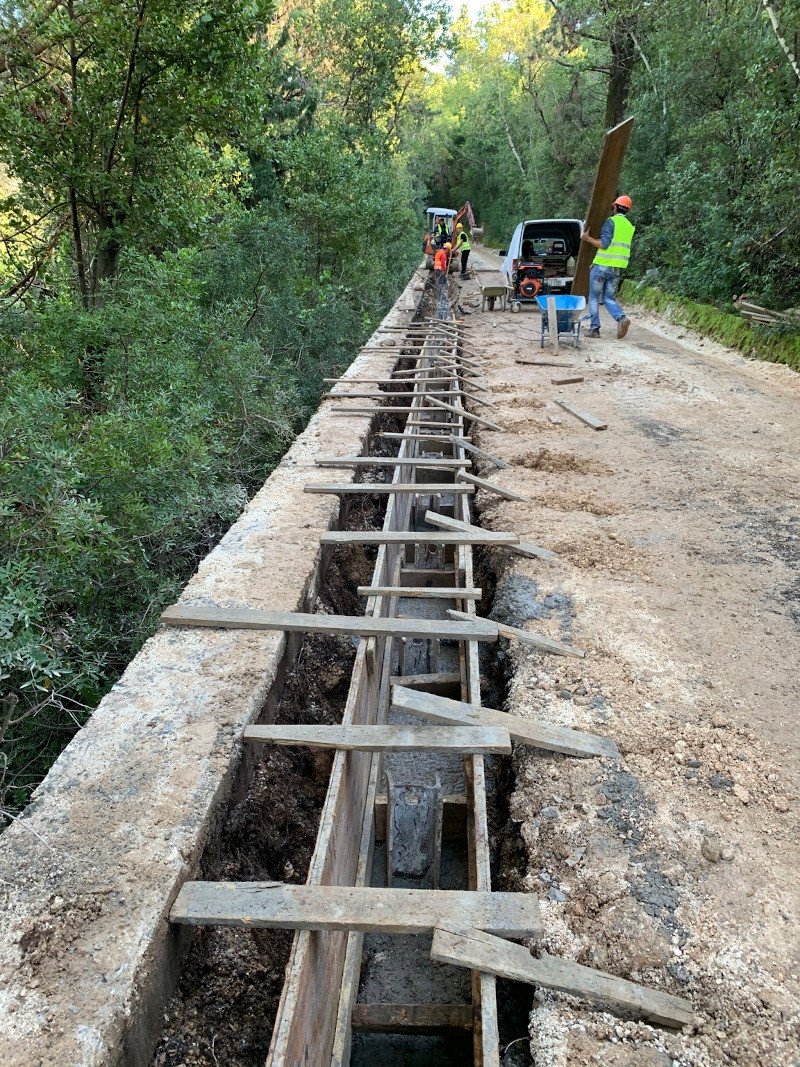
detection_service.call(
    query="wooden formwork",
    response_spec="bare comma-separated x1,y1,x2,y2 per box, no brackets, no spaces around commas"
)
266,320,498,1066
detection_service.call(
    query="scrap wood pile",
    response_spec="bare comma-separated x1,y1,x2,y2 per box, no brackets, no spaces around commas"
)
733,296,800,328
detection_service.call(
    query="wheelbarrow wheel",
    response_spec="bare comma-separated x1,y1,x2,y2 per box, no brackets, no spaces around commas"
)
510,300,522,313
486,295,496,311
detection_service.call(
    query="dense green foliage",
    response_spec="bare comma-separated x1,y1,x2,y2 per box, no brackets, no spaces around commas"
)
415,0,800,309
0,0,441,815
1,0,798,815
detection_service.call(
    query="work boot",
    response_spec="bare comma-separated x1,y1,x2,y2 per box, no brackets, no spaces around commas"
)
586,328,601,338
616,316,631,339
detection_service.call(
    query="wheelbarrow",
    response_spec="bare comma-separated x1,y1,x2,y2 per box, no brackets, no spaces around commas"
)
536,295,587,348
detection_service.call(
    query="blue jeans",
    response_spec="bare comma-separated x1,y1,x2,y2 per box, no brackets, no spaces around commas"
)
589,265,624,330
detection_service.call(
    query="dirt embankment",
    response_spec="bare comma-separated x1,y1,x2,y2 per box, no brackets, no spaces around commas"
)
459,252,800,1067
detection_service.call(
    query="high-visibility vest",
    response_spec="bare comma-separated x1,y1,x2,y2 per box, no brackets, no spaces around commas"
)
434,249,448,271
593,213,635,270
456,231,471,251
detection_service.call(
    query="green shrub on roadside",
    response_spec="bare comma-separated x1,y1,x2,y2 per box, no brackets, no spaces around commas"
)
621,280,800,371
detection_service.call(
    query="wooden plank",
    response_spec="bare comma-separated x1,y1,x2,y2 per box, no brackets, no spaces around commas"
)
554,399,607,431
171,884,543,938
389,671,461,694
161,604,498,642
423,510,518,544
425,394,503,432
515,358,575,368
357,585,482,600
323,377,461,386
321,530,518,547
450,435,511,471
392,684,619,759
430,926,693,1029
315,456,469,469
572,117,635,300
243,723,512,754
456,469,527,502
323,390,469,403
331,406,467,418
424,511,550,560
546,296,560,353
447,609,586,658
551,375,585,385
304,483,474,496
377,432,473,445
351,1003,473,1034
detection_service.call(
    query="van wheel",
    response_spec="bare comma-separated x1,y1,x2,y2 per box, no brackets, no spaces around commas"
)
510,300,522,313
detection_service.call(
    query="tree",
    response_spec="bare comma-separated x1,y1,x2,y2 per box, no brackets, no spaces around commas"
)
0,0,277,304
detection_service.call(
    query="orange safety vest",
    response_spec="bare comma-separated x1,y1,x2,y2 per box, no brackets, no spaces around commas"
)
434,248,448,272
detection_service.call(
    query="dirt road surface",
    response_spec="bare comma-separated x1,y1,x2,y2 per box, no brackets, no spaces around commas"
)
462,250,800,1066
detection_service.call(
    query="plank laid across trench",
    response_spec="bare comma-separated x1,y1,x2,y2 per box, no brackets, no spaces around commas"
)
171,884,541,937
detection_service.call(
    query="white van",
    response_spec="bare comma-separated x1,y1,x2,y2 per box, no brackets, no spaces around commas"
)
500,218,583,293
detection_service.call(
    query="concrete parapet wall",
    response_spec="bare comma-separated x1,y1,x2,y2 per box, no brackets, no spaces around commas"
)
0,278,423,1067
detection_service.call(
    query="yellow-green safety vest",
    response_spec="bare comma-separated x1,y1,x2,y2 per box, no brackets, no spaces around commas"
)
456,231,471,251
593,213,635,270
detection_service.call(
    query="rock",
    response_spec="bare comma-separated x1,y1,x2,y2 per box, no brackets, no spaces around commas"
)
773,795,790,813
712,712,727,727
733,784,750,804
721,846,735,861
701,836,723,863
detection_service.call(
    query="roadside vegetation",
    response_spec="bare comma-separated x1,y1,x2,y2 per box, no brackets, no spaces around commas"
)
1,0,798,817
0,0,446,817
411,0,800,312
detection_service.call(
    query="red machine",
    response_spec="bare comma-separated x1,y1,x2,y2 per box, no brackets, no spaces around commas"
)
511,261,545,309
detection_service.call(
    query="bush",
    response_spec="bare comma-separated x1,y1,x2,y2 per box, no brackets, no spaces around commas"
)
621,280,800,370
0,194,420,817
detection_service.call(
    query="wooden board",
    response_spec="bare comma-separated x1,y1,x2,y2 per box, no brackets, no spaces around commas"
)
515,358,575,368
323,390,468,403
551,375,585,385
450,435,511,471
304,483,474,496
423,511,519,546
388,671,461,695
357,585,482,600
171,884,543,938
456,470,528,503
425,510,553,561
243,723,512,754
546,296,560,353
430,926,693,1029
315,456,469,468
323,377,460,387
161,604,498,642
321,530,518,547
425,395,503,432
377,432,473,445
447,609,585,658
392,684,619,759
351,1003,473,1034
572,117,636,300
554,399,607,431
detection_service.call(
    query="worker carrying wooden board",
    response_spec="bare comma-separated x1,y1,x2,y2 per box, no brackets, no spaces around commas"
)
580,194,634,340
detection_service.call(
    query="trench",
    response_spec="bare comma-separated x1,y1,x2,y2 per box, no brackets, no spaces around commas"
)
150,275,535,1067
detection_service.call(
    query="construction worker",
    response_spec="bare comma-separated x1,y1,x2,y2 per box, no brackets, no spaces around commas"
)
434,242,451,290
455,223,472,278
580,194,634,339
433,217,449,248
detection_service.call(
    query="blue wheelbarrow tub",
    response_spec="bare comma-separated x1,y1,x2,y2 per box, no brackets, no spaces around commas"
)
536,295,587,333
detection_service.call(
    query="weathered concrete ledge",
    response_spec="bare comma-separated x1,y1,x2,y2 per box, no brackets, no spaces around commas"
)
0,276,425,1067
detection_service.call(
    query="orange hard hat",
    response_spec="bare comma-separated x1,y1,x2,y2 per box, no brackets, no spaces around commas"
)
614,195,633,209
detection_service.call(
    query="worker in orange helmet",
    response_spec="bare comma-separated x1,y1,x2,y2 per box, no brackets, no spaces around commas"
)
581,194,634,339
434,242,451,290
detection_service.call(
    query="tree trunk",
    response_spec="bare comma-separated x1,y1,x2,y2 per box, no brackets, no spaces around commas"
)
91,217,123,304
